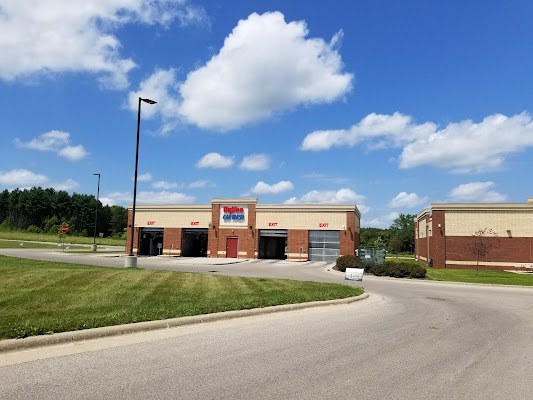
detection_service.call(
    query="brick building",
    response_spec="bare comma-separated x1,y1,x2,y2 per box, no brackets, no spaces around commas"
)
415,199,533,270
126,198,360,262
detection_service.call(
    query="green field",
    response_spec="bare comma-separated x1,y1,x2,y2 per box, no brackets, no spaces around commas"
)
0,255,363,340
0,230,125,247
384,257,533,286
0,239,90,250
425,268,533,286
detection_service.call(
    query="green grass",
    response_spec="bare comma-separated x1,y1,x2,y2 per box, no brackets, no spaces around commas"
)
374,257,533,286
426,268,533,286
0,255,363,340
0,230,125,247
0,239,87,250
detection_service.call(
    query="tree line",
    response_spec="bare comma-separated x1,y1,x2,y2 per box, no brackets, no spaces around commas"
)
360,213,415,253
0,187,127,238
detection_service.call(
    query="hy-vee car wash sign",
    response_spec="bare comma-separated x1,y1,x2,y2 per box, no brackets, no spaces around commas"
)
220,205,248,227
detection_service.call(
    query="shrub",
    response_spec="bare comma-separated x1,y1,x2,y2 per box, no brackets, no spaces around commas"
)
0,219,13,231
335,255,359,272
26,225,42,234
366,261,426,279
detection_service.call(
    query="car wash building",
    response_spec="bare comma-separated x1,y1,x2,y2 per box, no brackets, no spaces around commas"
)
126,198,360,262
415,199,533,270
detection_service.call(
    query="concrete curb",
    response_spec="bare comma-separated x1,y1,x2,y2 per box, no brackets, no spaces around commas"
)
0,293,369,353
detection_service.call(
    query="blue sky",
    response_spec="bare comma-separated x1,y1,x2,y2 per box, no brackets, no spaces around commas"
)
1,0,532,228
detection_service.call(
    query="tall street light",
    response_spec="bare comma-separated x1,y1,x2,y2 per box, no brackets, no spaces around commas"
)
126,97,157,268
92,173,101,252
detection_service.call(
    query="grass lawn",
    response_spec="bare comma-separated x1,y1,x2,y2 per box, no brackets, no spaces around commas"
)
0,255,363,340
0,230,125,247
426,268,533,286
0,239,87,250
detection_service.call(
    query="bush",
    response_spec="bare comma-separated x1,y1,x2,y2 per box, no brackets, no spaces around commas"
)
26,225,42,234
335,255,359,272
0,219,13,231
366,261,426,279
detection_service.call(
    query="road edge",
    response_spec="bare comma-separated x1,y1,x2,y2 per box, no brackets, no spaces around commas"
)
0,292,369,353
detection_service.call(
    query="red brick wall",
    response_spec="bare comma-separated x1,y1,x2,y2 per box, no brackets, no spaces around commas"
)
288,230,308,260
340,211,357,256
415,214,430,262
163,228,181,255
430,211,446,268
208,202,257,258
444,236,533,270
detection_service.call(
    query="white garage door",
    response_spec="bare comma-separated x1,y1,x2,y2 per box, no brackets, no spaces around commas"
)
308,230,340,262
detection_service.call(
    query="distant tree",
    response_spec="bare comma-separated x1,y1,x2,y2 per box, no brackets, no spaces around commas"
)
389,213,415,253
373,236,386,247
360,227,390,247
469,228,499,276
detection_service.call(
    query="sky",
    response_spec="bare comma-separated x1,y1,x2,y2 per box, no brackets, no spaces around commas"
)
1,0,532,228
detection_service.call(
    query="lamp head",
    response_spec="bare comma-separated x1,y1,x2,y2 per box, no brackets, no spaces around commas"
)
141,98,157,104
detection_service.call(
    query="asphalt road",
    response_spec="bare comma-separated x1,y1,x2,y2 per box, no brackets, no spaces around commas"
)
1,250,532,399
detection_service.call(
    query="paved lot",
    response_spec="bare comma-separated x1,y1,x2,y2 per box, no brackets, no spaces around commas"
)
1,249,532,399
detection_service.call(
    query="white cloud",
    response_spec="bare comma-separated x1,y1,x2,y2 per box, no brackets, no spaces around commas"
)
175,11,353,130
14,130,88,161
251,181,294,195
301,112,533,173
57,145,89,161
102,190,194,205
151,180,179,190
189,180,213,189
239,154,270,171
0,168,79,191
95,191,193,205
301,112,433,151
51,178,79,191
0,0,207,88
362,212,400,229
196,152,234,169
137,173,153,182
99,197,119,206
126,68,181,134
448,182,508,203
13,130,69,151
389,192,428,209
137,191,194,204
284,188,365,205
0,169,48,187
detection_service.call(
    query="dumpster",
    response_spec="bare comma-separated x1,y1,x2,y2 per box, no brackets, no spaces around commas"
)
357,246,386,265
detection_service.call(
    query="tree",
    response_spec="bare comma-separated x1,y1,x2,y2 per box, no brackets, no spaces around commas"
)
389,213,415,253
469,228,499,276
360,227,390,247
373,236,386,247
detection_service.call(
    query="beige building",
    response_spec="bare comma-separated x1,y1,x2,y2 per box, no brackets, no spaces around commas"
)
127,198,361,262
415,198,533,270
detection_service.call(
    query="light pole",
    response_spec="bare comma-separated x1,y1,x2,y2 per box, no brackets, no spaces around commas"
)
126,97,157,268
92,173,101,252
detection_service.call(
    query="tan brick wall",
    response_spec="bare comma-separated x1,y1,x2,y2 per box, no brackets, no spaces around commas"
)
256,210,347,230
134,209,211,228
445,210,533,237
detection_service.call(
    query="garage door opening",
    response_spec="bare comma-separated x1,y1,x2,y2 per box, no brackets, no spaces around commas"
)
139,228,164,256
181,229,208,257
308,230,340,262
258,230,288,259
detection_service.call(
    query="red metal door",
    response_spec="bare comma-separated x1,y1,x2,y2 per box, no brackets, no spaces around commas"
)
226,237,238,258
